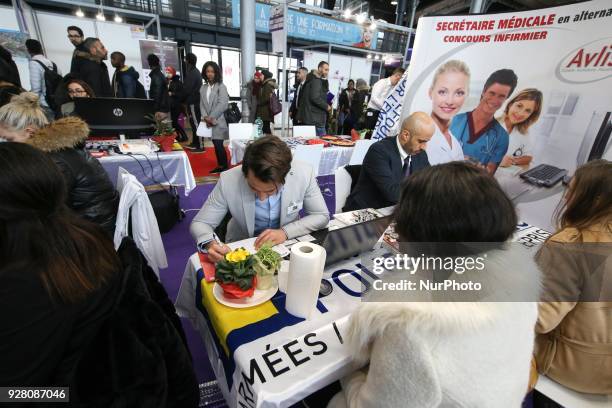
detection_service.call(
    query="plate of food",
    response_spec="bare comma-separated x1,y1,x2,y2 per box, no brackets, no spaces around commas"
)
213,245,282,308
329,139,356,147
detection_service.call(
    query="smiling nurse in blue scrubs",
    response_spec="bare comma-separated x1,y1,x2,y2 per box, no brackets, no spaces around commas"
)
450,69,517,174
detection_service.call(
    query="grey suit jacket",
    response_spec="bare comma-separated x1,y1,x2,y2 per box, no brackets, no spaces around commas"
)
190,160,330,244
200,82,229,140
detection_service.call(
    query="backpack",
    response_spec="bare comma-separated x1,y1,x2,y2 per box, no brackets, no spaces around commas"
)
269,91,282,116
34,60,62,110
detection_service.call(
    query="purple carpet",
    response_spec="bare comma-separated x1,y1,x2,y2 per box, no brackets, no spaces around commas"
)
159,184,217,384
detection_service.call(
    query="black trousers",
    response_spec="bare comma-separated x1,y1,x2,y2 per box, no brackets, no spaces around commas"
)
188,103,202,148
213,139,228,169
365,108,380,130
170,107,188,142
263,120,272,134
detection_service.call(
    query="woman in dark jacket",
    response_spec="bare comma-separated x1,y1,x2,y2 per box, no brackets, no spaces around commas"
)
27,116,119,235
0,142,199,406
256,69,278,135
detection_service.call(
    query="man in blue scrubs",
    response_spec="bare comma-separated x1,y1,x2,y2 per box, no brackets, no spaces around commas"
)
450,69,517,174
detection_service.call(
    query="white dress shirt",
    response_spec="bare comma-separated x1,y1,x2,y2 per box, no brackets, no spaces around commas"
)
367,77,393,111
426,124,464,165
207,83,215,104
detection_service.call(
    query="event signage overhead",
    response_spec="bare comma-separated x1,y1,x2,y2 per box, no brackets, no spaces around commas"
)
231,0,376,49
373,0,611,231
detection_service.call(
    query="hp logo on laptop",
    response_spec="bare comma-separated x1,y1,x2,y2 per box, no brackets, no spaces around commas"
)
113,108,124,117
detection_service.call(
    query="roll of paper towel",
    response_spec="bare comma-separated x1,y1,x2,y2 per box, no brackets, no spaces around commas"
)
285,242,326,319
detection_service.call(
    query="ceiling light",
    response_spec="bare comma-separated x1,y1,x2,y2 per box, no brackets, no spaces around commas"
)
343,9,351,19
75,8,85,17
356,13,366,24
374,55,380,60
114,14,123,23
370,21,377,30
96,12,106,21
367,54,372,59
391,0,398,4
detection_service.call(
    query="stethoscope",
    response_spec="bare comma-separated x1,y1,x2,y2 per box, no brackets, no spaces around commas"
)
459,117,499,165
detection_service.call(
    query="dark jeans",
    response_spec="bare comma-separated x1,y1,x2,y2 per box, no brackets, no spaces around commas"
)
188,104,202,148
171,108,188,142
263,120,272,134
213,139,228,169
365,108,380,130
315,126,326,136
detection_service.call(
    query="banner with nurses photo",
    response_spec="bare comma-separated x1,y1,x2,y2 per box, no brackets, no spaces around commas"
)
396,0,612,231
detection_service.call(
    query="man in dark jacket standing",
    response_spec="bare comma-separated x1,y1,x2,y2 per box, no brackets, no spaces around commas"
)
289,67,307,124
68,26,88,73
344,112,435,211
147,53,170,120
110,51,143,98
296,61,330,136
71,37,112,97
183,53,204,151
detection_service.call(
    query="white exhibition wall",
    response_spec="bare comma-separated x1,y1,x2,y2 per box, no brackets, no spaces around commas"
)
1,5,147,93
303,50,372,108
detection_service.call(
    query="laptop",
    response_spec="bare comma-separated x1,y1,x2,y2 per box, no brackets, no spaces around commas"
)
74,98,155,133
519,164,567,187
317,215,393,266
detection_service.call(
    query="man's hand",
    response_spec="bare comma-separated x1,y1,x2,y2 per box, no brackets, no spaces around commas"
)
327,105,332,112
500,156,513,167
155,111,169,120
206,241,231,263
254,229,287,249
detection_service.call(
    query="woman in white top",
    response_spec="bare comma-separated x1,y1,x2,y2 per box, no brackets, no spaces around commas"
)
426,60,469,165
498,88,543,168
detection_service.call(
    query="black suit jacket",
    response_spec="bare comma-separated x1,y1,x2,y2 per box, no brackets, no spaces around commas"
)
344,136,430,211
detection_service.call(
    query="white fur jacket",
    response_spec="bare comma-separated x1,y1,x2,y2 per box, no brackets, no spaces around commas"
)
328,249,541,408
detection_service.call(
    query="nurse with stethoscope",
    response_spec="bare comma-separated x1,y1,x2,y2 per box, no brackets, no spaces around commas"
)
450,69,517,175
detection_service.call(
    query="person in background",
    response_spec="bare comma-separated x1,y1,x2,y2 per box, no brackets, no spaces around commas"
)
329,162,539,407
0,46,24,108
200,61,229,173
289,67,307,125
349,78,369,133
165,66,188,142
534,159,612,396
57,78,95,117
68,25,87,73
338,79,355,135
71,37,112,97
25,39,60,120
246,71,263,123
256,69,278,135
190,136,329,262
498,88,543,168
450,69,517,174
0,93,119,235
147,53,170,120
426,60,469,165
343,112,434,211
366,67,404,131
183,53,204,152
110,51,142,98
297,61,330,137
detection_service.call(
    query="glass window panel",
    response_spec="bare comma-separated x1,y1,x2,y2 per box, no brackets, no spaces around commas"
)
192,45,219,73
221,49,241,98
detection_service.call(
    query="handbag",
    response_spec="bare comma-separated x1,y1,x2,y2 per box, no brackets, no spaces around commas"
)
224,102,242,124
269,92,282,116
127,153,184,233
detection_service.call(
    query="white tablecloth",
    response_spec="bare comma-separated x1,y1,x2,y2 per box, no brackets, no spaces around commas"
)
99,151,196,196
175,222,550,407
229,139,354,176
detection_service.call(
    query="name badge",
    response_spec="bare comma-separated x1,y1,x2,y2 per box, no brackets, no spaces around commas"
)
287,201,302,215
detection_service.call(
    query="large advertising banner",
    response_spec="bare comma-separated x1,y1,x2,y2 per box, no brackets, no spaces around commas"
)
138,40,180,91
397,0,612,231
232,0,377,49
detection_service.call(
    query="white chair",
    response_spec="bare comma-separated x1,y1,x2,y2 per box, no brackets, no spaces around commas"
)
334,166,352,213
349,139,375,165
114,167,168,277
292,125,317,139
229,123,256,141
535,375,611,408
293,144,324,177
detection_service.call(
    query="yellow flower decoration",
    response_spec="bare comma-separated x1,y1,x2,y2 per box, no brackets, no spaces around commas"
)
225,247,251,263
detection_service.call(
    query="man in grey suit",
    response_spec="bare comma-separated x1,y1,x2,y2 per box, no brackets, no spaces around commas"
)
190,136,330,262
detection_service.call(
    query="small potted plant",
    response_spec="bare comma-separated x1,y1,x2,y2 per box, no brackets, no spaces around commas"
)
215,248,257,299
151,117,176,152
253,244,282,290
